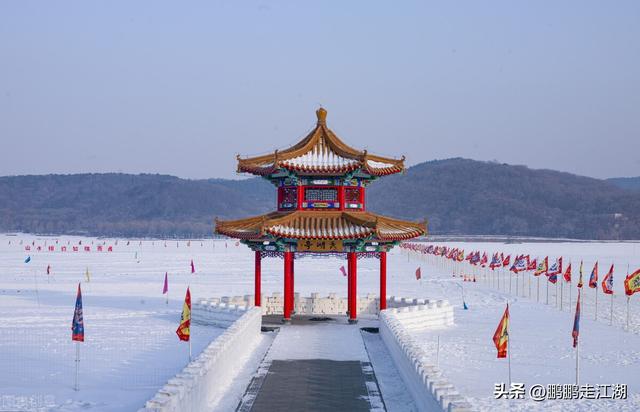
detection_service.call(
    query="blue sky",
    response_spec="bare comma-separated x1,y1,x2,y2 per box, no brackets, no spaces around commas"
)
1,1,638,179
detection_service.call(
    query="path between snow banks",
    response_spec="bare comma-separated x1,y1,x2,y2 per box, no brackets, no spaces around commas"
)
237,317,387,411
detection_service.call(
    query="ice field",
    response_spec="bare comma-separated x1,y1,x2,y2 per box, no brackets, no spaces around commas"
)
1,234,639,411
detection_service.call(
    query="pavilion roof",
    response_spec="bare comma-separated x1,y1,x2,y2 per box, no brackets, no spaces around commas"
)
215,211,426,242
236,108,405,177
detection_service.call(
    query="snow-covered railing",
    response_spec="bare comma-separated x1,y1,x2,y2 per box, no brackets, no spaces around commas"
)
138,307,262,412
379,301,473,412
386,296,432,309
194,293,443,318
385,298,455,331
191,299,250,328
202,292,380,316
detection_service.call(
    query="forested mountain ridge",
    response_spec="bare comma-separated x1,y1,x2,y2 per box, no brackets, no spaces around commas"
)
367,159,640,240
1,159,639,239
608,177,640,192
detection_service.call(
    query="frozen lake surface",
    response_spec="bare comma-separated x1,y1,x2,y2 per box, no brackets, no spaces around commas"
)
1,234,639,411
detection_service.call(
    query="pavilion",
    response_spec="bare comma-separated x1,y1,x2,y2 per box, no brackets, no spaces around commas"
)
215,108,426,323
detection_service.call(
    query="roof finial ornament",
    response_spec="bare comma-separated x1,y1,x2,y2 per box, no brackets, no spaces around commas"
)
316,107,327,125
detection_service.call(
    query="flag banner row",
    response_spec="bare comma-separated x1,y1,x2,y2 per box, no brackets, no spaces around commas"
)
25,245,114,252
400,243,640,296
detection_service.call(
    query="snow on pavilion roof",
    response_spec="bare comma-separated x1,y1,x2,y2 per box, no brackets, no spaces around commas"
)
215,211,426,241
236,108,405,177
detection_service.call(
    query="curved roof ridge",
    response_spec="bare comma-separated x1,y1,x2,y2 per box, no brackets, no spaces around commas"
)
215,210,426,241
237,109,405,176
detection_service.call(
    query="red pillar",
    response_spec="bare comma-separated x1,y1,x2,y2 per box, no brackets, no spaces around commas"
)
254,251,261,307
348,251,358,323
283,251,293,322
297,185,304,210
379,251,387,311
291,252,295,315
347,254,351,317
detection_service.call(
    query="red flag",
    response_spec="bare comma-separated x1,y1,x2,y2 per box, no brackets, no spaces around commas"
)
601,264,614,295
339,266,347,277
556,257,563,276
502,255,511,267
190,260,195,274
176,287,191,341
415,267,421,280
493,304,509,358
563,263,572,283
588,262,599,288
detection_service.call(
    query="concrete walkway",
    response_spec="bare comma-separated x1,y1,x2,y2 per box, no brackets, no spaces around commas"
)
236,316,385,411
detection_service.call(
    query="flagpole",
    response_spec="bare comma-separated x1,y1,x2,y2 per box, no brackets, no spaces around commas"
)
569,272,572,312
503,269,506,293
595,285,598,321
537,276,540,303
575,290,581,386
626,264,630,331
575,336,579,385
546,278,549,305
610,293,614,325
560,279,564,311
507,311,512,387
627,296,631,331
555,279,558,308
75,341,80,391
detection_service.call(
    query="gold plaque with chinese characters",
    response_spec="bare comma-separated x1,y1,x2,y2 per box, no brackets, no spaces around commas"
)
297,239,344,252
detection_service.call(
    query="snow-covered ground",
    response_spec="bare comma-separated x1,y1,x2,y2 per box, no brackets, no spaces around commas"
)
1,234,639,411
403,241,640,412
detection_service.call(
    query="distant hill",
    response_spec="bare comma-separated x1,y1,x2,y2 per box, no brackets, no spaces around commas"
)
1,159,639,239
367,159,640,240
0,174,273,238
607,177,640,192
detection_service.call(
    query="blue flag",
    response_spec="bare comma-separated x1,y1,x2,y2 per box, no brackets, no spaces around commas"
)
24,256,31,263
72,283,84,342
572,290,581,348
